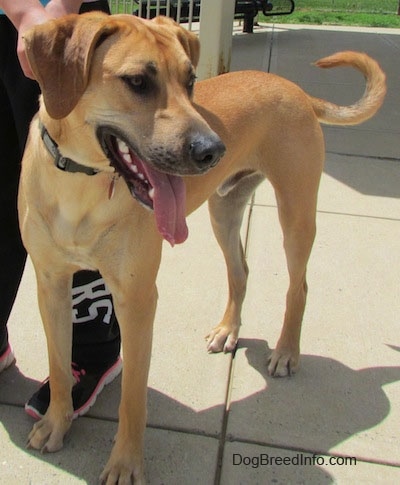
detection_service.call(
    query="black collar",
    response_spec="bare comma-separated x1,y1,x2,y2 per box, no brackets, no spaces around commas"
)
40,123,99,176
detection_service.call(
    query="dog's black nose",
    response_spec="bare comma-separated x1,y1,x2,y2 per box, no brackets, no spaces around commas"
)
189,134,225,169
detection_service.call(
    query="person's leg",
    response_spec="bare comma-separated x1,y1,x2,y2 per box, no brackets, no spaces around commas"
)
68,0,121,388
71,270,121,373
69,0,119,372
0,16,29,371
0,80,25,370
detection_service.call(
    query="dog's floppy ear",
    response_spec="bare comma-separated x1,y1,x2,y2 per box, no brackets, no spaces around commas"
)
151,16,200,68
23,12,118,119
175,26,200,68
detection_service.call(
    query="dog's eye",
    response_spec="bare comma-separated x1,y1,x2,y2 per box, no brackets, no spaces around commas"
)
122,75,150,95
187,74,197,96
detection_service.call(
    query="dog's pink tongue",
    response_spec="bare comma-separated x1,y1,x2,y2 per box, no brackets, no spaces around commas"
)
144,167,188,246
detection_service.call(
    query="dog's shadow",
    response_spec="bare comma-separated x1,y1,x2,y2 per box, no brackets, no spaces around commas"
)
234,338,400,450
1,342,400,484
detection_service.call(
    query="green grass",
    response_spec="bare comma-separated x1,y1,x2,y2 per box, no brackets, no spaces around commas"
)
264,11,400,28
109,1,400,28
261,0,400,28
286,0,396,13
109,0,137,15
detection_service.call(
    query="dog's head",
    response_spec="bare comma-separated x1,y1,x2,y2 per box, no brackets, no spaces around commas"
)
23,13,225,245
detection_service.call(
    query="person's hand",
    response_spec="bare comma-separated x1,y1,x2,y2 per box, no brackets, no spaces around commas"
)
45,0,81,19
16,8,52,79
16,0,82,79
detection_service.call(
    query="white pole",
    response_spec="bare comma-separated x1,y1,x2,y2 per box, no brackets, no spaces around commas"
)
197,0,235,80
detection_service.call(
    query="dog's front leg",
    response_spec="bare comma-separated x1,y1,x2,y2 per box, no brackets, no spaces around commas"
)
27,270,74,452
100,279,158,485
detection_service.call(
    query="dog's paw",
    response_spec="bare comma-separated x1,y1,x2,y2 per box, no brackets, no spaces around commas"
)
100,457,144,485
27,414,71,452
206,325,238,353
267,348,299,377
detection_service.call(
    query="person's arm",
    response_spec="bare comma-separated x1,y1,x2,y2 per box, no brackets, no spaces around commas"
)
0,0,83,78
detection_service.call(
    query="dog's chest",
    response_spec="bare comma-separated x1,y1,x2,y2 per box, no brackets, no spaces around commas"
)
37,194,116,267
48,214,98,266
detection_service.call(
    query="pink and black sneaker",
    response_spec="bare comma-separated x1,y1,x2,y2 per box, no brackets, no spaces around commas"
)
25,357,122,420
0,343,15,373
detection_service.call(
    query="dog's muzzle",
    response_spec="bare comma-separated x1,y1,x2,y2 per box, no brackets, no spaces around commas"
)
96,126,225,247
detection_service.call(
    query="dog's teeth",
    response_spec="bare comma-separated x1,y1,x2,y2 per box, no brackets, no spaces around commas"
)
148,188,155,200
129,164,138,173
117,139,129,154
123,153,131,164
138,173,145,180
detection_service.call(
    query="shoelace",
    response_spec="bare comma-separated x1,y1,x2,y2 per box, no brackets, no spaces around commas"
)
71,362,87,383
37,363,87,386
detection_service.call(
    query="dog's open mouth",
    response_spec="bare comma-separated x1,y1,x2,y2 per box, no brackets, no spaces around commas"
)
98,128,188,246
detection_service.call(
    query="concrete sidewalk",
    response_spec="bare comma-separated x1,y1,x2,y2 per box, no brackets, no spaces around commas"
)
1,23,400,484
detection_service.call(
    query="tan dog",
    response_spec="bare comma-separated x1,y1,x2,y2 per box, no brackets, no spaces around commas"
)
19,13,386,484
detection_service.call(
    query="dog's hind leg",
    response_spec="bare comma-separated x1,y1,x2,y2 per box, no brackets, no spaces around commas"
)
267,163,321,377
206,171,265,353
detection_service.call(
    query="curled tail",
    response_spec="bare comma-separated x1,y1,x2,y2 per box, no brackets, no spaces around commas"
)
310,51,386,125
